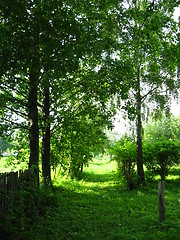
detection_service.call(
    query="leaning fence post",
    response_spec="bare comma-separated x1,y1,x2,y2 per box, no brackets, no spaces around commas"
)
158,180,165,222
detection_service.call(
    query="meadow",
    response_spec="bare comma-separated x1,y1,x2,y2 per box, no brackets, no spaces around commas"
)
14,156,179,240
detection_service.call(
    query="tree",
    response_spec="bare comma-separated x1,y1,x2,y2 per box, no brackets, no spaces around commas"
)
143,139,179,180
50,94,113,179
110,135,137,189
143,115,180,222
0,0,117,185
143,115,180,179
0,0,41,183
144,115,180,141
104,0,179,184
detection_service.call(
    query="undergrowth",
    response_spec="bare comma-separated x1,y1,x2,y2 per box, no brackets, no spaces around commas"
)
0,184,58,240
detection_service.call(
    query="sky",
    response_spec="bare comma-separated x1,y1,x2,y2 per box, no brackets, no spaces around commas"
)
174,7,180,22
113,101,180,135
171,100,180,116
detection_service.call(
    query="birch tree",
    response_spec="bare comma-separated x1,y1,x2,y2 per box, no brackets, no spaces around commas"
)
101,0,179,184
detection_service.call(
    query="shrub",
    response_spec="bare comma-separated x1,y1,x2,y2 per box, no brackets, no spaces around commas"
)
110,136,137,189
143,140,180,180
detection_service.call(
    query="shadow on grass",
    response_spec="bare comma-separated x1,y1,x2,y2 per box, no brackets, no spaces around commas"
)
165,178,180,192
143,167,180,195
163,167,180,188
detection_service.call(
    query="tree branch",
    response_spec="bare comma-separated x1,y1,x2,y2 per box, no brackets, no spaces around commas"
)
141,86,160,102
0,117,29,131
4,106,28,119
50,94,92,136
0,87,28,107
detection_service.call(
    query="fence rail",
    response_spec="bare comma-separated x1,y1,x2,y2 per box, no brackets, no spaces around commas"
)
0,169,32,213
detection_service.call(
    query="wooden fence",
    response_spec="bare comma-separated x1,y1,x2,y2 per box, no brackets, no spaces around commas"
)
0,169,32,213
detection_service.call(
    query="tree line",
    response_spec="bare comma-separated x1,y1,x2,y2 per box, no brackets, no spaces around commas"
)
0,0,180,186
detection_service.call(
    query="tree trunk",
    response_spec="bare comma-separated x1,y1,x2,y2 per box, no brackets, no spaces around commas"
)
28,73,39,184
127,160,133,190
80,163,83,173
42,84,51,186
136,67,145,185
28,6,40,185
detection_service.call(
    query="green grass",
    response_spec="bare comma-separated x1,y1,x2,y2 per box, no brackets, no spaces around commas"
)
21,156,180,240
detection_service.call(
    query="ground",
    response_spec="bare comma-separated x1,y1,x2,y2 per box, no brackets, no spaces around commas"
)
28,156,180,240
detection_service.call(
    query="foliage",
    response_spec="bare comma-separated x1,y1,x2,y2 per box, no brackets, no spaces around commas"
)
103,0,179,184
1,0,179,186
0,0,118,182
9,129,29,164
110,135,137,189
51,113,110,179
110,135,137,163
144,115,180,141
0,137,11,156
143,116,180,180
110,115,180,183
143,116,180,179
143,139,180,180
0,129,29,171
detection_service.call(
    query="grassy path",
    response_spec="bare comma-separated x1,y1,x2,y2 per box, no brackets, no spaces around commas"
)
31,157,179,240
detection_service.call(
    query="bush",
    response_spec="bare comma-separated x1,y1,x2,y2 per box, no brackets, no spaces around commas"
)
143,140,180,180
143,116,180,180
110,136,137,189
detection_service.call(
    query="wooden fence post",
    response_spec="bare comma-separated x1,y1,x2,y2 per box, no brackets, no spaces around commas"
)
1,174,7,212
158,180,165,222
